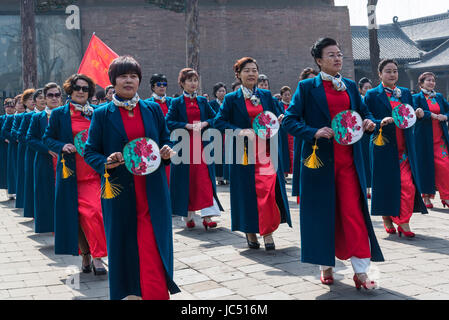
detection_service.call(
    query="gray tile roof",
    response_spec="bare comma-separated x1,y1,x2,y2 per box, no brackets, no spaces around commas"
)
351,24,424,64
407,39,449,69
395,12,449,43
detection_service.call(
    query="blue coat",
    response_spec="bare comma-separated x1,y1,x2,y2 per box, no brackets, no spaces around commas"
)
27,111,55,233
283,75,384,267
145,96,173,108
277,100,292,174
413,92,449,194
166,95,224,216
0,115,8,189
210,100,230,181
43,102,88,255
13,113,26,208
364,84,427,216
1,114,17,194
18,112,35,218
214,88,292,233
291,137,302,197
84,100,180,300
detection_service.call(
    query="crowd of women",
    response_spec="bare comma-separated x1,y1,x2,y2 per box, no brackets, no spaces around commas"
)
1,36,448,300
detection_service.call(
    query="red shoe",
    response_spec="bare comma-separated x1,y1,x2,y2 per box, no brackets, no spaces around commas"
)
442,200,449,208
202,219,217,230
320,270,334,285
186,220,195,229
383,223,396,234
397,225,415,238
426,203,434,209
367,192,371,199
353,274,377,290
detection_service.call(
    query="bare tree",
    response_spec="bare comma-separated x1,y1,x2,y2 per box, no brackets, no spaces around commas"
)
367,0,380,85
21,0,37,89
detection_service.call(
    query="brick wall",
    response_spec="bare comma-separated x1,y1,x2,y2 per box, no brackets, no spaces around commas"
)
80,0,353,97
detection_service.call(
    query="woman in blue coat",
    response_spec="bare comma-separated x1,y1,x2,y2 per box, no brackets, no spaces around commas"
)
43,74,107,276
84,55,180,300
12,95,27,208
364,59,427,238
1,98,20,198
0,99,16,194
26,83,61,232
18,89,37,217
214,57,291,251
166,68,223,230
291,68,319,203
283,38,383,289
209,82,229,185
358,77,373,199
413,72,449,209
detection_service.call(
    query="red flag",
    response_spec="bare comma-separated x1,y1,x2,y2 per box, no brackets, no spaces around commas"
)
78,34,119,89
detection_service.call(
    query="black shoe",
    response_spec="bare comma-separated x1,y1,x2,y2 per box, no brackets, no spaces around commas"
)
263,235,276,251
245,234,260,249
81,252,92,273
92,259,107,276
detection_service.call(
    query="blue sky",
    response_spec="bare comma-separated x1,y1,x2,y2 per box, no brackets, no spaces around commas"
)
335,0,449,25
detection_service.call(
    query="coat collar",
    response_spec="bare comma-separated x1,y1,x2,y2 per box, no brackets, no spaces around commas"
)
375,84,394,114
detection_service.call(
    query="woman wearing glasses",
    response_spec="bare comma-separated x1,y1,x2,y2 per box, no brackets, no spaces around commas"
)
283,38,383,289
27,83,61,233
43,74,107,275
166,68,223,230
147,74,173,185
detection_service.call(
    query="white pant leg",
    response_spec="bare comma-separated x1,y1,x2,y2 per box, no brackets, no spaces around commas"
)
182,211,195,222
200,198,221,218
319,265,334,271
350,257,370,274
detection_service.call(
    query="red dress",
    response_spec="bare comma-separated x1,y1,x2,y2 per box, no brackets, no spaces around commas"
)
283,103,294,174
185,97,214,211
385,92,415,225
245,99,280,236
422,96,449,200
118,103,169,300
70,105,107,258
154,100,170,186
323,81,370,260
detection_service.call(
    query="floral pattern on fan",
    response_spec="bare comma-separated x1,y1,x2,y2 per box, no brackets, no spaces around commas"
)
392,104,416,129
123,137,161,176
331,110,363,145
252,111,279,139
74,129,89,157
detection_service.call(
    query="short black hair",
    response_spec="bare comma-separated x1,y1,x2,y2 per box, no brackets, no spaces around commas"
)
150,73,168,90
105,85,114,95
95,89,106,100
63,73,96,99
358,77,372,89
108,55,142,86
378,59,398,73
43,82,62,97
212,82,227,98
311,37,340,70
33,88,44,101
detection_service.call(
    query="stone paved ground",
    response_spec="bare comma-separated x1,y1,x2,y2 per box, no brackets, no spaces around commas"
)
2,181,449,300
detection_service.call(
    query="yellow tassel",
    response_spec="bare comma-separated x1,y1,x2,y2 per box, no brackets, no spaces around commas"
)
101,165,122,199
61,154,73,179
242,146,248,166
372,128,388,146
303,140,323,169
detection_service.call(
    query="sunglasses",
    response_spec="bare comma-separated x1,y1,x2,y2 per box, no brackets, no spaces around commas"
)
46,93,61,98
156,82,167,87
73,85,90,93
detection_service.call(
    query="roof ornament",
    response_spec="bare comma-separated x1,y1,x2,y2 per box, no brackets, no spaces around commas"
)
393,16,399,23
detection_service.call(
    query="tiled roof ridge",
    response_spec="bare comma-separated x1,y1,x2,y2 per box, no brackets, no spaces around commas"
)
412,38,449,63
391,21,423,52
393,11,449,27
